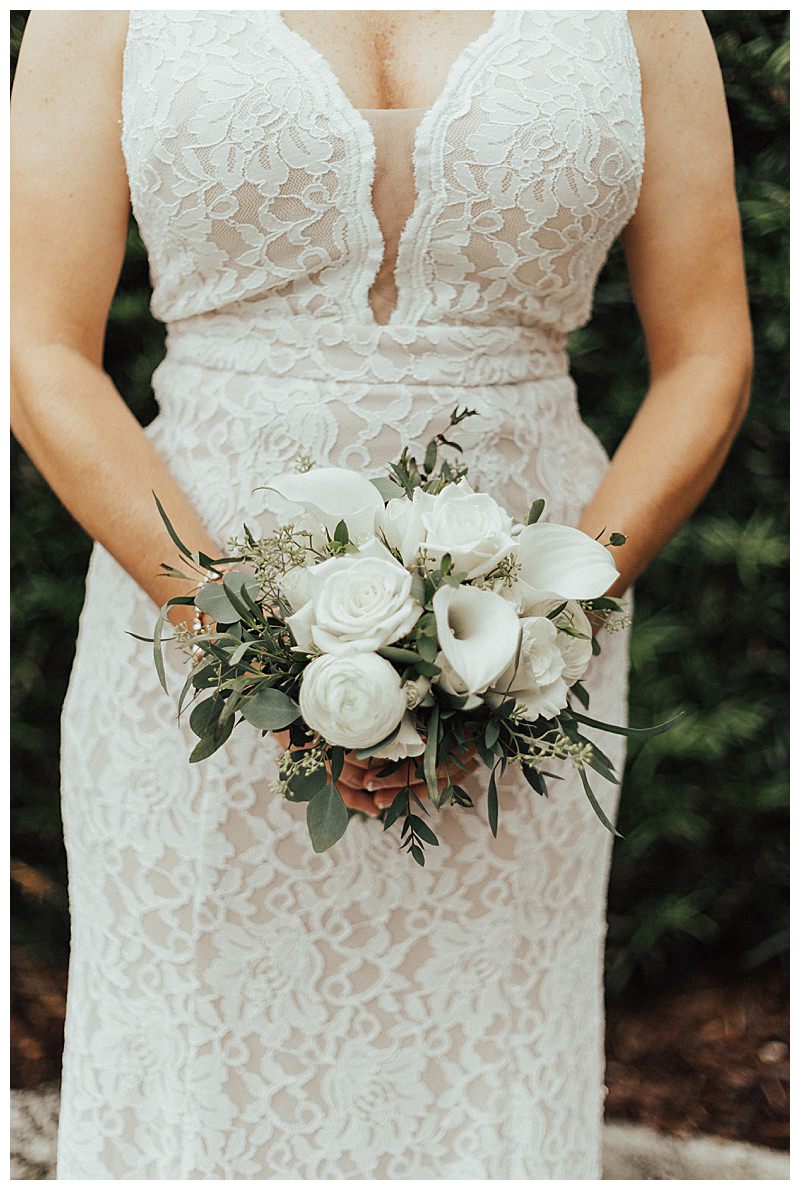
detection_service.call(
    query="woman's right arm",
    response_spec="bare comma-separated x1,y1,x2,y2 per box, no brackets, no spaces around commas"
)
11,11,221,629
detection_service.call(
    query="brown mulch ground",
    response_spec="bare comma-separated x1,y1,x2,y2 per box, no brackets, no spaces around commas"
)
605,959,789,1151
12,948,788,1151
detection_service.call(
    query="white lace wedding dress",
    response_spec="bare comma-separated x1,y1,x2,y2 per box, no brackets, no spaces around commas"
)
56,9,644,1179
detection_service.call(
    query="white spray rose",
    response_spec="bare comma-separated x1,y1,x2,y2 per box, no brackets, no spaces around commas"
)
432,583,521,696
403,675,430,709
524,596,594,686
299,652,407,749
489,615,569,721
287,539,422,654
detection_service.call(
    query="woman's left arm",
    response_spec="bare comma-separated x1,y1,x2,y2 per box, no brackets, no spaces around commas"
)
577,10,753,596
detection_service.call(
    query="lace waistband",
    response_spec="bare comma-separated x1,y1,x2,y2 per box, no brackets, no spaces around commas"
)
162,315,570,387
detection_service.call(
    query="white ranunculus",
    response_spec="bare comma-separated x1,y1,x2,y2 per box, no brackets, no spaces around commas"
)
524,595,594,686
512,522,619,604
299,652,407,749
286,539,422,654
268,467,385,544
432,583,521,696
370,712,426,761
489,615,569,721
419,480,515,579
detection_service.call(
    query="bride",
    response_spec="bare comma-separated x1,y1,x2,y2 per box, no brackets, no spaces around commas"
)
11,8,751,1180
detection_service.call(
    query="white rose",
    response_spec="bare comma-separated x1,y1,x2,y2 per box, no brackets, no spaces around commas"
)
523,596,594,686
370,711,426,761
299,652,407,749
287,539,421,654
489,615,569,721
419,480,515,579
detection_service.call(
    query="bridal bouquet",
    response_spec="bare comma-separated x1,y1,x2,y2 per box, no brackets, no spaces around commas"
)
148,409,677,864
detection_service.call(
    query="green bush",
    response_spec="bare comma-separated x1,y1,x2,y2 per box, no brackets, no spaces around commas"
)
11,11,788,992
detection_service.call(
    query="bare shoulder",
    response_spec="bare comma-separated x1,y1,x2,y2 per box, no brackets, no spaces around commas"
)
625,11,721,101
625,8,714,52
15,10,130,89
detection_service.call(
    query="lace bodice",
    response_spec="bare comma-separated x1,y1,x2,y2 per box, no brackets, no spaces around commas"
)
122,8,643,339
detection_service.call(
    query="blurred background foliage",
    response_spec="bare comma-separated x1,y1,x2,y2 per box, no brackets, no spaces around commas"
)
11,11,788,1000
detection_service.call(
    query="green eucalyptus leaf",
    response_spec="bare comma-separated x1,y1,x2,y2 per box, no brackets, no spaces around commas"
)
382,789,409,831
423,703,440,804
377,645,423,664
578,767,623,838
450,784,474,807
416,634,438,663
189,695,222,738
410,574,427,605
285,766,328,802
194,582,242,623
546,601,569,620
153,492,192,560
153,606,169,694
371,476,405,502
527,498,546,525
222,571,262,620
487,767,499,837
569,708,685,740
240,686,300,731
330,747,345,783
306,784,349,852
409,815,439,846
188,711,235,762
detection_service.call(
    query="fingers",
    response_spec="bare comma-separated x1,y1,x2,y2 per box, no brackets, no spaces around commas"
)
372,784,428,810
337,784,382,817
340,756,416,793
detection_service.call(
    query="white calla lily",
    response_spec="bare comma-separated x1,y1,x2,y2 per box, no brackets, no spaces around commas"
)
432,584,521,695
268,467,385,542
514,522,619,600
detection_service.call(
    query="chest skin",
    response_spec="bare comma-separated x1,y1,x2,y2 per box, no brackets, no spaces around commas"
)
278,9,495,110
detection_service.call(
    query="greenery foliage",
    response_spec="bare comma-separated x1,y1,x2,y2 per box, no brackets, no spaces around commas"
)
10,11,788,992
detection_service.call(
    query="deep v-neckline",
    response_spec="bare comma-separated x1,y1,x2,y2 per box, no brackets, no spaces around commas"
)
266,10,504,327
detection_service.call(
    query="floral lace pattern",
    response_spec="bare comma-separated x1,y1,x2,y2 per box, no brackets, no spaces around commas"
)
57,8,643,1179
